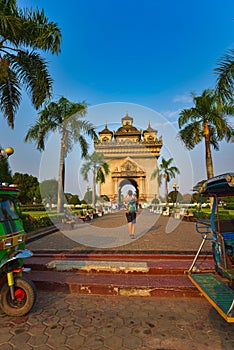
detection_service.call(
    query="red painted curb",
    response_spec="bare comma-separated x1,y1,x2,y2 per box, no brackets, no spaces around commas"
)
28,270,200,297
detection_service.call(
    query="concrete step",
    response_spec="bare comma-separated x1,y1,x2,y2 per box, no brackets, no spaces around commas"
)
24,253,214,297
27,269,200,297
25,254,214,275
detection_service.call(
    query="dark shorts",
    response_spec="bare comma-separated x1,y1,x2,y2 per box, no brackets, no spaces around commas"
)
126,211,136,223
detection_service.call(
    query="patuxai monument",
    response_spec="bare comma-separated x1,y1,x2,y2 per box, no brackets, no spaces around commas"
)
94,112,163,204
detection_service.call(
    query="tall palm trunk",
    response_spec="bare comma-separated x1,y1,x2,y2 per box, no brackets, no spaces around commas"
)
92,168,96,206
203,121,214,179
164,174,168,205
57,132,67,212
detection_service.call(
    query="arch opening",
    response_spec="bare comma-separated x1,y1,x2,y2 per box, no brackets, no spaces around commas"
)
118,179,138,204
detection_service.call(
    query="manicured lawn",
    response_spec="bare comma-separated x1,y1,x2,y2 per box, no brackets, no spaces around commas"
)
194,207,234,220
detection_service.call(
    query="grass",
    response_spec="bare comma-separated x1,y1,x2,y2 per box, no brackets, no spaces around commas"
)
193,207,234,220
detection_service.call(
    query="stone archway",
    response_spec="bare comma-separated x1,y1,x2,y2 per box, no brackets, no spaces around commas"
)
118,179,139,204
95,113,163,204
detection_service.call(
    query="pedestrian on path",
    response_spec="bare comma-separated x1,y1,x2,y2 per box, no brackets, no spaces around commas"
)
124,189,138,238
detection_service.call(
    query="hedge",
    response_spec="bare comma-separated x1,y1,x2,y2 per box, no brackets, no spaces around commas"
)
20,204,46,212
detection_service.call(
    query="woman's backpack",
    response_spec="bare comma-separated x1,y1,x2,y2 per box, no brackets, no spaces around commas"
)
128,198,137,213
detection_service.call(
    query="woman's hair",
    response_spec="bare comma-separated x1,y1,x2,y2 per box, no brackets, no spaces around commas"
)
127,190,133,196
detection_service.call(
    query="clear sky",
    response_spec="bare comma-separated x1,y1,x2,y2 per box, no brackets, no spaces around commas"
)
1,0,234,197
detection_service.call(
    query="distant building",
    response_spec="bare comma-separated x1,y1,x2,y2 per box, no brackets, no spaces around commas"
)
94,112,163,204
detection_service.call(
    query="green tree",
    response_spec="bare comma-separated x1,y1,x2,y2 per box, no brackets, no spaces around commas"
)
0,0,61,127
12,172,39,204
0,156,12,182
81,151,110,206
168,190,183,206
65,192,73,202
191,192,200,204
34,185,42,204
178,89,234,179
40,179,58,210
25,96,97,212
68,194,81,206
151,157,180,205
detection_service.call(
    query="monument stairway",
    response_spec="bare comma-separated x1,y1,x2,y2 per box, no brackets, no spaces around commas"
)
24,252,214,297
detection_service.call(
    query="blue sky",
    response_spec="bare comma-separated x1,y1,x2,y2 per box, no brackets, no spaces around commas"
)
1,0,234,197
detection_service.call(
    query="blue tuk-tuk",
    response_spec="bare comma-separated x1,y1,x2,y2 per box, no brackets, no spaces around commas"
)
188,173,234,322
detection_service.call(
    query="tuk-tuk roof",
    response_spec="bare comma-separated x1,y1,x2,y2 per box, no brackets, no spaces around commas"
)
199,173,234,197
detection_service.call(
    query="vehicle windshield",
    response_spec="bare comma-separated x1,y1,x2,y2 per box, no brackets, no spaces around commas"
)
0,199,19,221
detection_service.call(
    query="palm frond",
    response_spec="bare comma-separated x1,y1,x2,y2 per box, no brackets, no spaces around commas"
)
102,161,110,175
77,134,89,158
24,119,52,151
178,122,202,150
0,1,62,126
11,50,53,108
215,49,234,103
96,168,105,183
169,166,180,176
81,151,110,185
150,168,158,180
19,7,61,54
178,107,199,128
209,115,234,141
0,1,22,46
208,127,219,151
0,66,21,127
80,162,90,181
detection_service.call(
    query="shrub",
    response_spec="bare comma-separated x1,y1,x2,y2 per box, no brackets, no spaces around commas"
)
37,216,53,227
193,210,210,220
22,214,57,232
22,217,36,233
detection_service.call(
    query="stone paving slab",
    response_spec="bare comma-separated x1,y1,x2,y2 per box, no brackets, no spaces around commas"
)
0,291,233,350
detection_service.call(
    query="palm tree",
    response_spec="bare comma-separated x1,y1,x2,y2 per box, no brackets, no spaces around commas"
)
81,151,110,206
25,96,97,212
151,157,180,205
178,89,234,179
0,0,61,127
215,49,234,103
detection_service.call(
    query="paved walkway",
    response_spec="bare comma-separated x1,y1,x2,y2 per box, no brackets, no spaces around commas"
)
27,209,212,253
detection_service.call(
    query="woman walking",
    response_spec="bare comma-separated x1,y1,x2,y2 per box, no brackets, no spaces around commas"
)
124,190,138,238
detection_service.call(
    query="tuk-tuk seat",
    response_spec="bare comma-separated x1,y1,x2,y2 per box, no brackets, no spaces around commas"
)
222,232,234,252
216,219,234,234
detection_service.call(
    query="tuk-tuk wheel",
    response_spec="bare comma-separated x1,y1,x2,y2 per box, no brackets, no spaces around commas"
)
0,276,37,316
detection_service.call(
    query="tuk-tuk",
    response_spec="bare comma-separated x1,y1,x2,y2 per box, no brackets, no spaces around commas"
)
0,182,36,316
188,173,234,322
